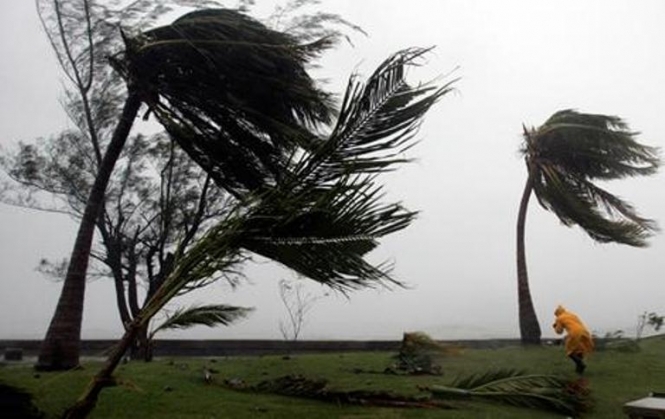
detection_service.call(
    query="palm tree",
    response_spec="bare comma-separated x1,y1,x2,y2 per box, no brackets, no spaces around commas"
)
37,8,340,371
63,45,454,418
516,110,660,344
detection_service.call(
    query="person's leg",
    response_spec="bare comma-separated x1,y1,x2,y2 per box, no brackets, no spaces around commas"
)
569,353,586,374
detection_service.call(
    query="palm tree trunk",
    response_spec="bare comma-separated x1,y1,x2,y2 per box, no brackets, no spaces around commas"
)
36,92,142,371
516,174,542,345
65,270,176,416
63,318,143,419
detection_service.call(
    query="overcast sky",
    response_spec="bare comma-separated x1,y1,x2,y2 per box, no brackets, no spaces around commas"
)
2,0,665,342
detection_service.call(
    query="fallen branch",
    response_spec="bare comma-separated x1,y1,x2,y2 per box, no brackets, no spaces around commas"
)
223,374,454,409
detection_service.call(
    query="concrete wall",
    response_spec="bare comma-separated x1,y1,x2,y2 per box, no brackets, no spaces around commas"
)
1,338,525,358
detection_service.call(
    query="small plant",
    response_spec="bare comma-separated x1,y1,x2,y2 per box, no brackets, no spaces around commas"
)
278,278,326,344
647,312,664,331
637,312,648,341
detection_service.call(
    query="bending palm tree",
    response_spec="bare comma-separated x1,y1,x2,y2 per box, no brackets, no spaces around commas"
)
38,8,339,371
63,44,453,418
516,110,660,344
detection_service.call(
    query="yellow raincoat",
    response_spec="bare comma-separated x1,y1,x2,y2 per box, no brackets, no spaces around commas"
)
553,305,594,356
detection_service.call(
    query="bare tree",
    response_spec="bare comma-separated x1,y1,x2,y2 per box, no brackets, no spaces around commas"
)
278,278,326,343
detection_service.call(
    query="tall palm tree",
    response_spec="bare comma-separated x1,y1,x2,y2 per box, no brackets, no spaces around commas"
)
37,8,339,371
516,110,660,344
64,46,453,418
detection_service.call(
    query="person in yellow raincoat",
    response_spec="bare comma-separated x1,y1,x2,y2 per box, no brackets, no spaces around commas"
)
553,305,594,374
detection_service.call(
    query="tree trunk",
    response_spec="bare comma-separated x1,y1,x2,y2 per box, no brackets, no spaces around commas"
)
63,318,143,419
129,323,152,362
66,248,183,416
516,174,542,345
36,92,142,371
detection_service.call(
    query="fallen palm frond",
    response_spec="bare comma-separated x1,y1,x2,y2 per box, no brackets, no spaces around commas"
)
222,370,592,416
424,369,593,417
223,374,453,409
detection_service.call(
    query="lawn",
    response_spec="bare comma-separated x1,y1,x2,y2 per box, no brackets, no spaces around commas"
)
1,336,664,418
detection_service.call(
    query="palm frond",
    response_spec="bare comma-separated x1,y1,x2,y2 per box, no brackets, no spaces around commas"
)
525,110,660,180
226,374,452,409
427,369,593,416
524,109,660,246
238,175,416,291
150,303,253,338
534,167,658,247
225,48,452,290
531,152,658,246
131,8,335,127
113,8,337,196
299,47,456,183
138,212,250,321
140,175,414,301
136,42,448,313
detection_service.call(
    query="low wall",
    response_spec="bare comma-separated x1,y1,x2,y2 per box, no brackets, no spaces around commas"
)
1,338,527,358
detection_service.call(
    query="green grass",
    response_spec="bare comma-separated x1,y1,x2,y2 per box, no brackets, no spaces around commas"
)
2,336,664,418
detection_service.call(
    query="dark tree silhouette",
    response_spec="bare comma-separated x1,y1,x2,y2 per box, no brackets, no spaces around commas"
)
36,5,341,371
516,110,660,344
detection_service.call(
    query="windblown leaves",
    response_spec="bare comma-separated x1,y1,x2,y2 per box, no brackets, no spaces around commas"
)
236,48,451,290
150,304,253,338
522,109,660,246
239,179,416,290
301,47,456,183
125,8,453,321
113,8,336,196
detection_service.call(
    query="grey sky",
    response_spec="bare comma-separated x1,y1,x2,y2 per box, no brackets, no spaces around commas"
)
1,0,665,341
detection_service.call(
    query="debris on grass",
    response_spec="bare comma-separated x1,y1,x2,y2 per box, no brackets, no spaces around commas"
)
423,369,593,417
223,374,454,409
222,369,592,417
391,331,461,375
